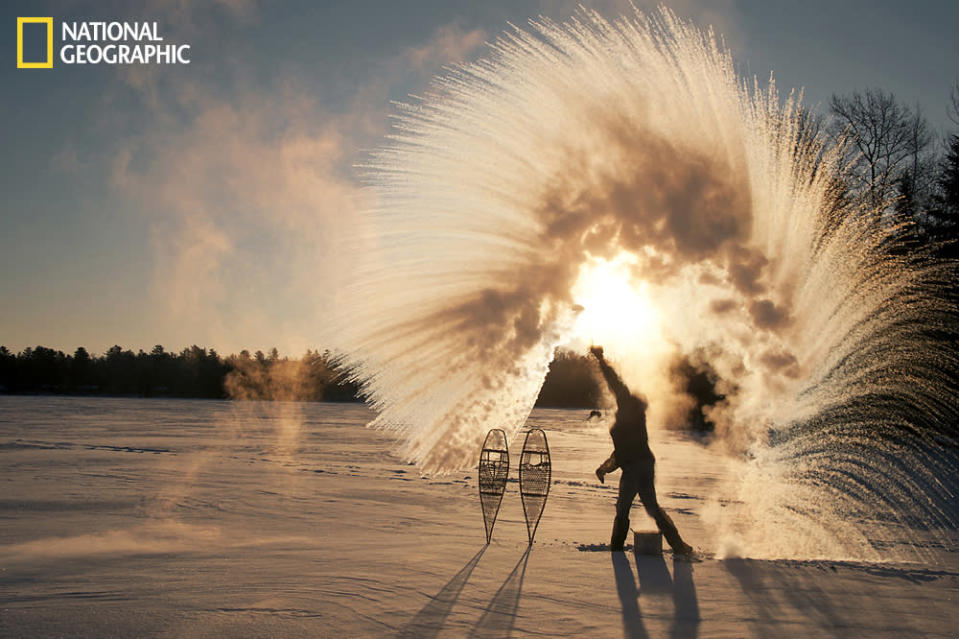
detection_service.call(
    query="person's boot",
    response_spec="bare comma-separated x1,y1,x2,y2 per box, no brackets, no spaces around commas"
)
654,509,693,555
610,515,629,551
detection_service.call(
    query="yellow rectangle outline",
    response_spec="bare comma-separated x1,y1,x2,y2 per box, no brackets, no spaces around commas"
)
17,17,54,69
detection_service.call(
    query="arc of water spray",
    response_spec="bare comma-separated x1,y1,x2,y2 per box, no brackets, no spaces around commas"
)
329,6,959,561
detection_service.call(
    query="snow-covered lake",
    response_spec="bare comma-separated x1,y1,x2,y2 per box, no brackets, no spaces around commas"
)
1,396,956,637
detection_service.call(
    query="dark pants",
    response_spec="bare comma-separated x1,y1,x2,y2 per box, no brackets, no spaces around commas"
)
611,457,688,553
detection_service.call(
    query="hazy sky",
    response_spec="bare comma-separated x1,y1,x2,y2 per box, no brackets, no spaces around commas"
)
2,0,957,356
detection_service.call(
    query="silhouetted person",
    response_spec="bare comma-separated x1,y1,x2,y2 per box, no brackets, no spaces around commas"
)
590,345,693,555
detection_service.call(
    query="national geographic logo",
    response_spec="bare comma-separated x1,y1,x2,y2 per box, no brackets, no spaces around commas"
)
16,18,192,69
16,17,53,69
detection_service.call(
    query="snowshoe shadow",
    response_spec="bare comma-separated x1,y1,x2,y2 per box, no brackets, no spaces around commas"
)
396,546,486,639
468,547,531,639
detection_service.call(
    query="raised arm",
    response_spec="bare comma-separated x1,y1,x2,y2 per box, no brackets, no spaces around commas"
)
590,346,630,402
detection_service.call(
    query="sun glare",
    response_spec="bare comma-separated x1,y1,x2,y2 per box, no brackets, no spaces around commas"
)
570,254,662,351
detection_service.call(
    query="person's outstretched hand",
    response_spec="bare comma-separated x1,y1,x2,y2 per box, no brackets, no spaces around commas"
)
595,467,605,484
590,345,604,360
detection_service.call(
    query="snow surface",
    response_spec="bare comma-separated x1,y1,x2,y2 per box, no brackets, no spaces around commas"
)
0,396,956,637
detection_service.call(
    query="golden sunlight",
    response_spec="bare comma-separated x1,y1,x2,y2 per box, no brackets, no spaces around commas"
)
570,253,662,352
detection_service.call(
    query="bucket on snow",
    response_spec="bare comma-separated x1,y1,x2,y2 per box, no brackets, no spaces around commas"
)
632,530,662,555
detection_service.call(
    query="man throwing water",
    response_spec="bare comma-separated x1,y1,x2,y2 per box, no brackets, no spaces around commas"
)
590,346,693,555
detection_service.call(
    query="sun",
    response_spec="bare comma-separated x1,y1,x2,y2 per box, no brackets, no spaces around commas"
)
569,254,662,351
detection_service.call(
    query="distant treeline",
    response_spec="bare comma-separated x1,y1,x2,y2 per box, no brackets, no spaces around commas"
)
0,344,601,408
536,350,601,408
0,345,360,401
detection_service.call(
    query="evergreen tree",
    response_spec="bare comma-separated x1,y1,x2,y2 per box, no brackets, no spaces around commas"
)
935,134,959,220
929,84,959,256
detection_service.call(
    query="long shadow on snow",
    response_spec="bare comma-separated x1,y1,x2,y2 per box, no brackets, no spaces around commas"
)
468,547,531,639
614,553,701,639
724,557,954,637
396,546,487,639
613,552,649,639
669,558,700,639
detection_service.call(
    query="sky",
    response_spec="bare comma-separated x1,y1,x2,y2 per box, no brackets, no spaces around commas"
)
2,0,958,357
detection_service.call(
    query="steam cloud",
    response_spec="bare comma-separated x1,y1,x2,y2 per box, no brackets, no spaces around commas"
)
330,8,806,469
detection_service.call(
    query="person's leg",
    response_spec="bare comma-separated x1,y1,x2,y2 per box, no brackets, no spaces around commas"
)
635,460,692,554
611,469,636,550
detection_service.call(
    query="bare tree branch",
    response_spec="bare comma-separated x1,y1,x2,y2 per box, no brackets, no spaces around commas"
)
829,88,929,215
